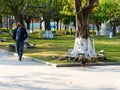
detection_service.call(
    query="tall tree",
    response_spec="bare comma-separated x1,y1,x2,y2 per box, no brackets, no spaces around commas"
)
108,0,120,36
92,0,120,36
61,0,75,34
71,0,98,57
4,0,30,25
0,0,7,32
51,0,64,35
92,3,108,36
33,0,58,38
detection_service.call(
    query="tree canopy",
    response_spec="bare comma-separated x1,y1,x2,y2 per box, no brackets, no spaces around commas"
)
0,0,120,31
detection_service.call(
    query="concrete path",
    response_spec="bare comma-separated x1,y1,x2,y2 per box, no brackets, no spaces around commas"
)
0,49,120,90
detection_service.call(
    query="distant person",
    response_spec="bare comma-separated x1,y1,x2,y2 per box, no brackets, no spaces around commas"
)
13,21,28,61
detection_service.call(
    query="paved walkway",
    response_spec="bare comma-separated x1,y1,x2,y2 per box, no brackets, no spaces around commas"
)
0,49,120,90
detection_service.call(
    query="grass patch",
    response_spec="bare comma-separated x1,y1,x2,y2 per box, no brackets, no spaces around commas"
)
0,33,120,64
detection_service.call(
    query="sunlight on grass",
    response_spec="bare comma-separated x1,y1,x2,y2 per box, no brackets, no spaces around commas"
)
0,33,120,64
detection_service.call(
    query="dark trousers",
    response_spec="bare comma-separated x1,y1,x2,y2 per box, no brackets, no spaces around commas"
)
16,40,24,60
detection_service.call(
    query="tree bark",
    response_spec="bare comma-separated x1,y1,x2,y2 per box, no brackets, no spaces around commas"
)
6,16,9,31
96,23,100,36
26,22,30,30
0,15,2,32
43,13,53,38
71,0,98,57
24,15,31,30
43,13,51,31
75,0,90,39
39,19,43,34
55,20,60,35
60,21,62,30
112,23,116,36
92,25,95,36
56,20,59,31
0,15,2,27
65,24,67,32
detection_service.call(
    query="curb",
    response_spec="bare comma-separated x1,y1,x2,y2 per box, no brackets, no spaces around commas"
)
1,49,57,66
15,54,120,67
31,57,120,67
28,57,57,67
56,62,120,67
1,49,120,67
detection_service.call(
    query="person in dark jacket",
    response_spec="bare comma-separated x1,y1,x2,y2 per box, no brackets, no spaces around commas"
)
13,21,28,61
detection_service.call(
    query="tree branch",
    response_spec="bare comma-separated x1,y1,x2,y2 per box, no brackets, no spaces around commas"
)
49,0,55,13
22,0,30,16
4,0,13,8
0,9,6,14
32,5,47,9
31,0,54,15
74,0,82,14
77,7,82,14
82,1,98,12
31,0,51,9
18,0,24,7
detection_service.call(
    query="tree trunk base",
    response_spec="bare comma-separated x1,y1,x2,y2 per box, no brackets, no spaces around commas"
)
0,29,2,33
71,38,96,57
43,30,54,38
101,21,110,35
55,31,60,36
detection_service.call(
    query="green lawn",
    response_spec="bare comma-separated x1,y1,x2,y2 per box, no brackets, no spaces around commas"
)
0,32,120,63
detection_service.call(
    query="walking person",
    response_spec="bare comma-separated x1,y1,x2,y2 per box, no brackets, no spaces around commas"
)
13,21,28,61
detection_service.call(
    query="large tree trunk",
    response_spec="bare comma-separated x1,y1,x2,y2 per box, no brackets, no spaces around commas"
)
60,21,62,30
26,22,30,30
75,10,89,39
0,15,2,33
71,0,98,57
39,19,43,34
64,24,69,35
55,20,60,35
24,15,31,45
24,21,30,45
119,25,120,36
96,23,100,36
56,20,59,31
112,23,116,36
6,16,9,31
24,15,31,31
9,16,14,35
43,13,53,38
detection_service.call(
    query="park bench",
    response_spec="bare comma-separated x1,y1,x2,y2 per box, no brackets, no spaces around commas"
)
9,44,16,51
9,44,27,52
8,43,35,52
